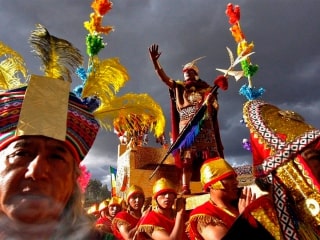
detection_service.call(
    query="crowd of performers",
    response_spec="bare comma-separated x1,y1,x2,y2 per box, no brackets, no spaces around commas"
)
88,146,320,240
88,158,250,240
0,5,319,237
86,44,320,239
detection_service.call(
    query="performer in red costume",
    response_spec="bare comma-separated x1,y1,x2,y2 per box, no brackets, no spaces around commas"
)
187,157,255,240
149,44,225,194
136,178,188,240
96,197,123,235
112,185,145,240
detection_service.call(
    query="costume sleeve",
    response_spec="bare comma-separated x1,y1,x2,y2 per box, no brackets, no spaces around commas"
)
186,214,225,240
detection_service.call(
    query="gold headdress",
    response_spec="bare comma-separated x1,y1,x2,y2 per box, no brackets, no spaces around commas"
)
243,100,320,231
152,178,177,199
108,196,123,207
200,157,236,191
223,3,320,238
126,185,144,203
98,199,110,212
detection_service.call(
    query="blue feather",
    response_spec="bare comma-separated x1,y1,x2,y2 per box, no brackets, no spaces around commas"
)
239,84,265,100
172,116,205,155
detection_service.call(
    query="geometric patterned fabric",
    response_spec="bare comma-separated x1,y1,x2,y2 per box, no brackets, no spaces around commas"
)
243,100,320,238
273,176,299,240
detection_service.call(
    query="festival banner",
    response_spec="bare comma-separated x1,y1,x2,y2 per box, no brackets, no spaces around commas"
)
110,166,117,197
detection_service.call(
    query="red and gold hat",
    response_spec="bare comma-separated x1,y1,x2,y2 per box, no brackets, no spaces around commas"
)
0,76,99,163
0,25,100,163
152,178,177,199
243,100,320,233
243,99,320,178
126,185,144,203
200,157,236,191
98,199,110,212
108,196,123,207
87,203,100,215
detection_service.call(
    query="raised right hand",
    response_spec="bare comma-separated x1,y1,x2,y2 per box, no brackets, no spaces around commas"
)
148,44,161,61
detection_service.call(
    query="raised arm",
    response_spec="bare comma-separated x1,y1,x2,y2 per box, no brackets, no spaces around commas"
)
148,44,174,88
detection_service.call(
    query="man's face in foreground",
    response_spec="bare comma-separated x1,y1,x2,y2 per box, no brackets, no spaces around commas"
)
0,136,76,224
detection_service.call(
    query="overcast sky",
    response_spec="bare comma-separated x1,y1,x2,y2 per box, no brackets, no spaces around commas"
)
1,0,320,186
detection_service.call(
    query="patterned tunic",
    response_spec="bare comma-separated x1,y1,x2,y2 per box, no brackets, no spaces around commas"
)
170,79,224,178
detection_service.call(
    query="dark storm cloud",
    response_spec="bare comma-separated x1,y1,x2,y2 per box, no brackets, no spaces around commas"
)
1,0,320,184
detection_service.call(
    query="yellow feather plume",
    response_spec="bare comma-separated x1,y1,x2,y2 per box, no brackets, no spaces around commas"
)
82,57,129,103
0,41,28,90
29,24,83,81
93,93,165,138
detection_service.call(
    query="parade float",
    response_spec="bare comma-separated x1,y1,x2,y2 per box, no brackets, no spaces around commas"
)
78,0,256,209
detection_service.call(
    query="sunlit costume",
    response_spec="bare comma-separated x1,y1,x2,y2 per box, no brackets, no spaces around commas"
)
96,197,123,235
148,42,229,194
137,178,177,237
186,157,238,240
172,62,225,193
223,100,320,240
112,185,145,240
136,178,188,239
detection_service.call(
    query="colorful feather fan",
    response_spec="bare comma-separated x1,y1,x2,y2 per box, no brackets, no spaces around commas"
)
224,3,265,101
1,24,84,90
223,3,267,152
0,0,165,144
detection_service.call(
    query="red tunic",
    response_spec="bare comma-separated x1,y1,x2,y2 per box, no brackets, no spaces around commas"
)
137,210,188,240
187,201,237,240
112,211,140,240
96,216,113,234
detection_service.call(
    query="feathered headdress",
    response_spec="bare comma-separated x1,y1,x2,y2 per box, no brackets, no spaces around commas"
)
217,3,264,101
29,24,83,82
0,24,99,163
182,56,206,75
